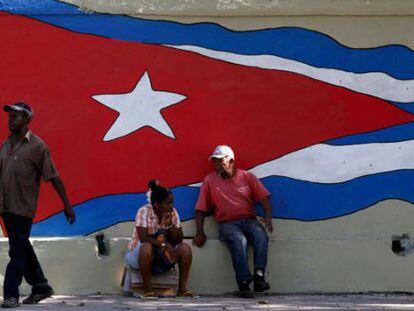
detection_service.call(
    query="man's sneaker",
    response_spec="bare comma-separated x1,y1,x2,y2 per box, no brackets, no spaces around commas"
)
254,275,270,292
1,297,20,308
22,289,54,305
236,283,255,299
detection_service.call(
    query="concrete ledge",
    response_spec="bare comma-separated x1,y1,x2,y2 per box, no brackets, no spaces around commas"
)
0,236,413,295
8,0,414,16
63,0,414,16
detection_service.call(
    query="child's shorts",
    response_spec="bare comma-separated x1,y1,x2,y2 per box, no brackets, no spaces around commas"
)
124,243,174,274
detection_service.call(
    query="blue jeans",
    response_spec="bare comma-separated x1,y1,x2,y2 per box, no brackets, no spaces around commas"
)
219,218,268,286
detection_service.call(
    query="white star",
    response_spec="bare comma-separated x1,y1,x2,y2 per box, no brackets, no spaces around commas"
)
92,71,186,141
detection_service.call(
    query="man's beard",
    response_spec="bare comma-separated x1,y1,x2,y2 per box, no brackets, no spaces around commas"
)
219,167,234,178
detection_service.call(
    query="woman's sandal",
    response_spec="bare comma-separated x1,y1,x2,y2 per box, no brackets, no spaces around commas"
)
139,291,158,300
176,290,199,299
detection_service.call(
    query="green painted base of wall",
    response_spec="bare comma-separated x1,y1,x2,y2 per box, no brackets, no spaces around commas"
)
1,201,413,294
0,236,412,295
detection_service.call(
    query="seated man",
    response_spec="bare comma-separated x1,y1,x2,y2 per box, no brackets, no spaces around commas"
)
193,145,273,298
125,181,195,298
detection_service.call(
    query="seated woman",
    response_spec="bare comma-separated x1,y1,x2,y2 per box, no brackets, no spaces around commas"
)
125,180,195,298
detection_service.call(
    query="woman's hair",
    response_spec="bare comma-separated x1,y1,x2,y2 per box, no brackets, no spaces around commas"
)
148,180,171,206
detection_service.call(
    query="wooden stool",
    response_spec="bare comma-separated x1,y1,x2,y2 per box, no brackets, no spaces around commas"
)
121,265,178,297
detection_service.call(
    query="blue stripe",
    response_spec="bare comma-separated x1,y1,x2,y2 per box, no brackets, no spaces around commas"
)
393,102,414,115
31,171,414,236
2,1,414,79
0,0,79,14
326,121,414,145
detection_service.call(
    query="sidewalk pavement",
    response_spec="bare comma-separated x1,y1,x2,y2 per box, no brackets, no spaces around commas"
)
7,294,414,310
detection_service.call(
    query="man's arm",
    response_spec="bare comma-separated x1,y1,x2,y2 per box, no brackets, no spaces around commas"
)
50,177,76,224
193,210,207,247
193,179,210,247
247,172,273,233
260,196,273,233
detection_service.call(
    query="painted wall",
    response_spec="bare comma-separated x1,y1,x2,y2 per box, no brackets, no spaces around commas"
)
1,0,414,294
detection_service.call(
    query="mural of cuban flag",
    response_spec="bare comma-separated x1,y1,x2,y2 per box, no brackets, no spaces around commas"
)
1,0,414,236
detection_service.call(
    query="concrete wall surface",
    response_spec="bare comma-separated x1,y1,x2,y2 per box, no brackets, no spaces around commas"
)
63,0,414,16
1,0,414,295
1,200,414,295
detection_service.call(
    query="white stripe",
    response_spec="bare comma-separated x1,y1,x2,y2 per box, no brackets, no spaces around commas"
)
167,45,414,103
253,140,414,183
191,140,414,186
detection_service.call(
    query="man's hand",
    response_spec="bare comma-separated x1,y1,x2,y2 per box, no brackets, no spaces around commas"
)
50,177,75,224
262,216,273,233
193,231,207,247
259,197,273,233
64,206,76,224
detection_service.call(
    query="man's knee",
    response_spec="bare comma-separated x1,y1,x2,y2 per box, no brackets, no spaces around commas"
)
229,233,248,249
251,222,269,243
8,239,30,259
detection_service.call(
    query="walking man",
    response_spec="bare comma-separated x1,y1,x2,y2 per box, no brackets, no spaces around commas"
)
0,102,76,308
193,145,273,298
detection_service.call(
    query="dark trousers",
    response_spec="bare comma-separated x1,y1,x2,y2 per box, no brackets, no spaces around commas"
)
219,218,269,286
2,213,51,299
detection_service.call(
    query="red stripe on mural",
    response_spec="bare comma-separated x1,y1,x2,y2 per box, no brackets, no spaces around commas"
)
0,14,413,221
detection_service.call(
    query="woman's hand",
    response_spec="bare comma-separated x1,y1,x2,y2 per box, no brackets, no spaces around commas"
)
164,243,178,263
161,212,173,228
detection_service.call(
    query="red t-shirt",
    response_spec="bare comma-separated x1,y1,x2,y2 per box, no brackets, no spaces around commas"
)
195,169,270,223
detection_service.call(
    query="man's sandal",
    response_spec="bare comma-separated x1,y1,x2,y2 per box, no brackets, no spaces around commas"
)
176,291,199,299
22,291,54,305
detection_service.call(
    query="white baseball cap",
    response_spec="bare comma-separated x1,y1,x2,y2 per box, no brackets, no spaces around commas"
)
209,145,235,161
3,102,33,118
